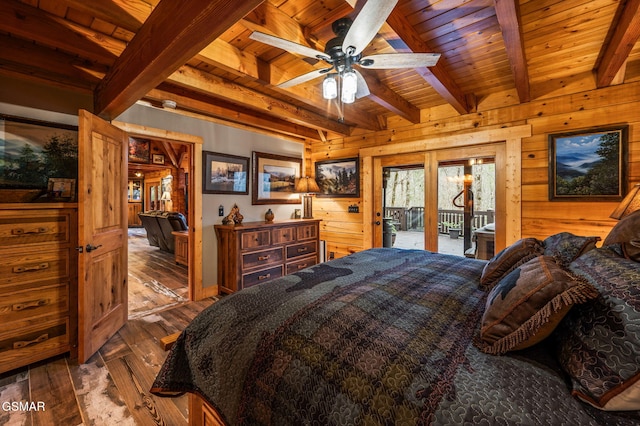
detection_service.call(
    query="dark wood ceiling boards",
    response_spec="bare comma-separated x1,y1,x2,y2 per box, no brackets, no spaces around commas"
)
1,0,639,141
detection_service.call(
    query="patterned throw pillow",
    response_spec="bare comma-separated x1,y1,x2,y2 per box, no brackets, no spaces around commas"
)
478,255,598,355
543,232,600,266
555,247,640,411
603,210,640,261
479,238,544,290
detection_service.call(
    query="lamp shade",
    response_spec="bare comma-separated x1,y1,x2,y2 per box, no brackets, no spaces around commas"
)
610,184,640,219
295,176,320,194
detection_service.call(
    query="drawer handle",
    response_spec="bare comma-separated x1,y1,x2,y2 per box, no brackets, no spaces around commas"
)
11,227,49,235
297,248,308,253
258,255,270,261
258,273,271,281
13,333,49,349
13,262,50,273
297,264,308,269
13,299,49,311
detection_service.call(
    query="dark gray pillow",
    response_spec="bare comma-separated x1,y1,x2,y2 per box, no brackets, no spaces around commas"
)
603,210,640,261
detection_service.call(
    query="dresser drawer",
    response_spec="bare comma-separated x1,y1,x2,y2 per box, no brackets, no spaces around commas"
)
271,226,296,244
286,241,317,260
296,224,318,241
0,213,70,248
0,284,69,325
0,249,69,287
241,230,271,250
242,265,283,288
286,256,317,274
0,319,69,371
242,247,283,270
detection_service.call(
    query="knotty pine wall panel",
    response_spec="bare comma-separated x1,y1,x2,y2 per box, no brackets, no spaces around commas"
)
311,80,640,258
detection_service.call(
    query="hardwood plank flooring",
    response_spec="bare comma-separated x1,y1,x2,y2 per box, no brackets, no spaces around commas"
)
0,229,216,425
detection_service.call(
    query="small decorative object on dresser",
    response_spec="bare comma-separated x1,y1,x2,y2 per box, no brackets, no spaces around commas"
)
221,203,243,225
215,219,320,293
265,208,274,222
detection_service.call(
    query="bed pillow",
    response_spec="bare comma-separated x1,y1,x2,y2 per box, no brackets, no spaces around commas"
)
603,210,640,261
478,255,598,355
479,237,544,290
543,232,600,266
555,247,640,411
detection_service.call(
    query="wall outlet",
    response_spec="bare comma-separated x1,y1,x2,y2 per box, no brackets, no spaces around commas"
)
329,251,335,259
218,205,224,216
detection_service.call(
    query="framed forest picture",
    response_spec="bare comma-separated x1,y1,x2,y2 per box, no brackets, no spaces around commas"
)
315,157,360,197
548,125,627,201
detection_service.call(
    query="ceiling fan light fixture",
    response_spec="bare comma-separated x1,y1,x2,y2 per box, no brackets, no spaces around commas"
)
323,74,338,100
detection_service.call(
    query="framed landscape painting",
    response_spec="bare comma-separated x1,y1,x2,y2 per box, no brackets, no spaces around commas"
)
315,157,360,197
252,151,301,204
0,114,78,202
202,151,249,194
549,125,627,201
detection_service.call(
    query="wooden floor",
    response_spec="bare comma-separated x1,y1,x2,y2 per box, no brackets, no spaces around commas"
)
0,229,216,426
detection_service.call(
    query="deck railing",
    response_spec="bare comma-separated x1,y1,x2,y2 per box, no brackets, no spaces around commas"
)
384,207,494,236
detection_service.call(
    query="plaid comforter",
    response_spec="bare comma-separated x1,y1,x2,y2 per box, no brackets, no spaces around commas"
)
151,248,638,425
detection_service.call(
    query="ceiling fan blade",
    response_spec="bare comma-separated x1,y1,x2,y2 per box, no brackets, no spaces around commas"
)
359,53,441,69
250,32,330,61
354,70,370,99
342,0,399,56
277,68,332,88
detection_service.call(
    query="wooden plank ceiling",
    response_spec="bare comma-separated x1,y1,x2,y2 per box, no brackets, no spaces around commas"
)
1,0,640,141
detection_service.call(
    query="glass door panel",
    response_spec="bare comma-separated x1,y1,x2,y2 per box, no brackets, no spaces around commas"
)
437,159,495,257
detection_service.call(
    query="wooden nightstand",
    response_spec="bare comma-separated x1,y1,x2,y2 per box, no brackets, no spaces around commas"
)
172,230,188,266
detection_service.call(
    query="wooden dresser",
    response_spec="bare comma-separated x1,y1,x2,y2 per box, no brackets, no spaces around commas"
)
0,204,77,373
215,219,321,294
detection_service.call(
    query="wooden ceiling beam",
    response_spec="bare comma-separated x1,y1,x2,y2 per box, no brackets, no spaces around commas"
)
146,86,326,141
93,0,265,120
167,66,351,135
0,0,117,66
0,34,105,91
358,69,421,123
145,86,321,141
242,2,308,46
494,0,530,103
385,7,472,115
596,0,640,88
55,0,149,33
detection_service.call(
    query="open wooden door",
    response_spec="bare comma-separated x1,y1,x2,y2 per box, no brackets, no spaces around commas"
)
77,109,128,363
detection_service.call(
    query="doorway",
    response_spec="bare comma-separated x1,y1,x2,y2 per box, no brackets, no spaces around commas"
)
114,120,210,302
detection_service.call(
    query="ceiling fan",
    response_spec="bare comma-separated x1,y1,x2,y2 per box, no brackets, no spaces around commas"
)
249,0,440,104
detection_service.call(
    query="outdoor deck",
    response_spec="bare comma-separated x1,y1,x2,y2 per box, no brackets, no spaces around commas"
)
393,230,468,257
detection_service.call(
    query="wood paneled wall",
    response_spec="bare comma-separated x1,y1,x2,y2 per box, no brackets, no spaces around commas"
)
311,81,640,259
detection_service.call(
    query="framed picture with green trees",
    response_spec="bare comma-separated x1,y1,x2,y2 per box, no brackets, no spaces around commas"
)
0,114,78,203
315,157,360,197
548,125,627,201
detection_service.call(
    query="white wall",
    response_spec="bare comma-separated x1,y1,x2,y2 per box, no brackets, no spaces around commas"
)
117,103,305,287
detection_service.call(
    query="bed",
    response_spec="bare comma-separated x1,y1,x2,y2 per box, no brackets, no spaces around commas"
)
151,222,640,425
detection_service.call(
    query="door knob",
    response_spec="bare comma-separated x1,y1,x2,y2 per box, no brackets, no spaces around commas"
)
85,244,102,253
375,221,381,225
